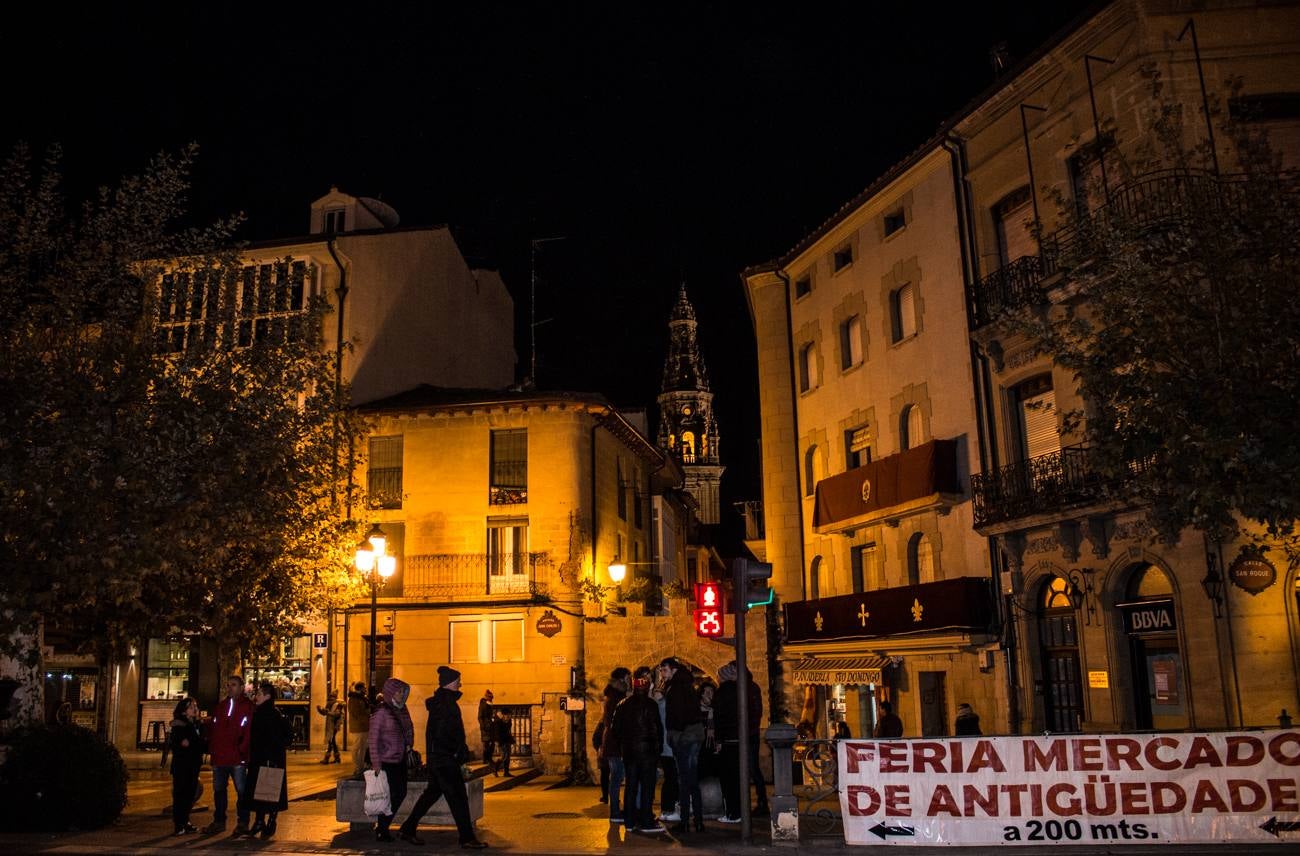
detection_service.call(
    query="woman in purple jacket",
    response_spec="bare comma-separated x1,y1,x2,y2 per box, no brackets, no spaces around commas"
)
368,677,414,842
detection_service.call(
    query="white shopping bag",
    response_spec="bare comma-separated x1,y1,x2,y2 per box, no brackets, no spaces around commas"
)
363,768,392,817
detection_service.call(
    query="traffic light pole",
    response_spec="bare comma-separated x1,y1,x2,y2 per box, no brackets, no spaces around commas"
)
733,557,753,844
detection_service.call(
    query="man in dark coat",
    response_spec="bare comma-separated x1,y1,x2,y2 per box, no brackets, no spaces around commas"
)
660,658,703,834
477,689,495,771
397,666,487,849
875,701,904,737
954,703,982,736
610,666,665,833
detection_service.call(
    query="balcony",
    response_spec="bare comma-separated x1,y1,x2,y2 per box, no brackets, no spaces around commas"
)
402,552,553,600
968,169,1245,328
784,577,994,644
812,439,961,534
970,445,1150,530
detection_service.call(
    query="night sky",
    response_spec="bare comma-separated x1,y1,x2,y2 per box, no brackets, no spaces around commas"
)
4,2,1096,533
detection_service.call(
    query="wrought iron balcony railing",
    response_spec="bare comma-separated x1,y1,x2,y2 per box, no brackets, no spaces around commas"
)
402,552,553,599
970,445,1150,528
968,169,1263,328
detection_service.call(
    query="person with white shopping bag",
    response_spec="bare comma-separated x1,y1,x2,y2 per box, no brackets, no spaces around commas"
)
368,677,415,842
239,680,291,839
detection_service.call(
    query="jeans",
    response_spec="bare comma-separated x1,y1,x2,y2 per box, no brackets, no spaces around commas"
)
376,761,408,834
211,764,248,825
607,757,625,819
667,727,703,825
659,755,678,814
624,753,658,829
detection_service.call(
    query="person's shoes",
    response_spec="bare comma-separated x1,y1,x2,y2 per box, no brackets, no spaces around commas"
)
659,810,679,822
609,817,624,824
718,815,741,824
640,823,666,833
376,830,395,842
174,824,197,835
248,819,265,837
260,819,277,839
320,757,331,764
232,821,250,837
201,820,225,835
460,839,488,849
399,830,425,845
599,794,608,803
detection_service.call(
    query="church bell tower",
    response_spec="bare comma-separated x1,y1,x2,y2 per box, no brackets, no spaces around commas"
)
657,285,724,524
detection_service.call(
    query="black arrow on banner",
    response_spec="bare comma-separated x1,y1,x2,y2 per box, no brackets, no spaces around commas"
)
869,822,916,840
1261,817,1300,837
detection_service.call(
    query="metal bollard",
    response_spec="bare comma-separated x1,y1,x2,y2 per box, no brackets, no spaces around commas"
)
1281,709,1293,728
765,722,799,845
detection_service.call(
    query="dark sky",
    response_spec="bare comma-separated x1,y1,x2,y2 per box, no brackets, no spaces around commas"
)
4,2,1095,531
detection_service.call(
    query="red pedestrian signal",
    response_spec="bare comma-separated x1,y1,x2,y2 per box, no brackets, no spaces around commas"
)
694,608,724,638
694,582,723,610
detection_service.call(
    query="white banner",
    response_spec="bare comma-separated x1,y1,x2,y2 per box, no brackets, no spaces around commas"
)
839,730,1300,846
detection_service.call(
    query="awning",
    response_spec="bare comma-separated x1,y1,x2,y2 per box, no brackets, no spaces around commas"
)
791,655,893,687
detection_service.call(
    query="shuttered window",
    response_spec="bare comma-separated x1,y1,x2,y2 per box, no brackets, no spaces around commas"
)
891,284,916,342
492,619,524,662
840,315,863,369
1018,376,1060,460
994,187,1036,266
450,620,483,664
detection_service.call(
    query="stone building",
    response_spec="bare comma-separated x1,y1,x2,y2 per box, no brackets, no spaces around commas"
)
348,387,681,773
954,0,1300,732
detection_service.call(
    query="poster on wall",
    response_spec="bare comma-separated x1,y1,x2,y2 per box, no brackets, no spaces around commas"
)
839,730,1300,846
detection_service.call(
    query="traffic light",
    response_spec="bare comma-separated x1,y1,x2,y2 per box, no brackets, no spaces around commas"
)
695,581,724,637
732,558,774,609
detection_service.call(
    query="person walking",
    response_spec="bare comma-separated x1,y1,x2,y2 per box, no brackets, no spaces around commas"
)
368,677,415,842
347,682,372,775
241,680,291,839
597,667,629,819
168,697,206,835
954,703,982,736
397,666,487,849
317,688,344,764
202,675,254,836
660,658,704,835
611,666,665,834
492,710,514,777
478,689,495,772
875,701,904,738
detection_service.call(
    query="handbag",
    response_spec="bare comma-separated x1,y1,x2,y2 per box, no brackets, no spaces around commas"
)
406,748,422,774
363,768,392,817
253,765,285,803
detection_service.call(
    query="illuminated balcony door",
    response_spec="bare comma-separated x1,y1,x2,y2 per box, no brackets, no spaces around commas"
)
487,518,529,594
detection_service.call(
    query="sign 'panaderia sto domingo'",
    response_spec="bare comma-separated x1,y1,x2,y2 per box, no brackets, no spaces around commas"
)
839,730,1300,846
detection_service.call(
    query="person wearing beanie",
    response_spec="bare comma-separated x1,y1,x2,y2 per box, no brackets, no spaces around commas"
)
369,678,415,841
954,703,982,736
398,666,487,849
478,688,496,773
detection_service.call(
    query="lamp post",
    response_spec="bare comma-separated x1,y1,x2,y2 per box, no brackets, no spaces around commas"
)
354,523,396,696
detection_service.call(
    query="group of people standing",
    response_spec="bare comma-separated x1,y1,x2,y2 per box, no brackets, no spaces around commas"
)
476,689,516,777
595,658,768,835
167,675,290,838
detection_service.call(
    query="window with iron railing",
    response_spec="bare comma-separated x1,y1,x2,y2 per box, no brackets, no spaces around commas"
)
368,435,403,509
490,429,527,504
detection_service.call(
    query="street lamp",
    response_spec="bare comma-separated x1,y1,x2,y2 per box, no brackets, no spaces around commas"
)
355,523,396,695
607,559,627,583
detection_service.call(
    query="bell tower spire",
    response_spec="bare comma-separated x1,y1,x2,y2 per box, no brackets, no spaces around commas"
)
657,284,724,524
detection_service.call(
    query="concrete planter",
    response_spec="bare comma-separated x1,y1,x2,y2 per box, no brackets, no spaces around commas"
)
335,775,485,832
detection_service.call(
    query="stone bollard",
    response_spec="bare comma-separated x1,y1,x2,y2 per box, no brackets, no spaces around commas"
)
765,722,799,845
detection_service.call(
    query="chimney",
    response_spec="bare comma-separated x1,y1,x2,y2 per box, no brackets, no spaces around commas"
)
989,41,1012,76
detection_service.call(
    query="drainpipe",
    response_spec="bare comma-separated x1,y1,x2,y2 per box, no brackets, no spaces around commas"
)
945,133,1019,734
774,270,808,604
326,238,351,515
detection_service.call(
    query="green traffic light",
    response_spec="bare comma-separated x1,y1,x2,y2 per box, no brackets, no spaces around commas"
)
746,587,774,609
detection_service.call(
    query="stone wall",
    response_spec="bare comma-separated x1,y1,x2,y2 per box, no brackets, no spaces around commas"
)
582,595,771,781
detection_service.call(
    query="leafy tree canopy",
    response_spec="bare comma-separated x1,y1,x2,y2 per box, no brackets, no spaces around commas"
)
0,144,366,665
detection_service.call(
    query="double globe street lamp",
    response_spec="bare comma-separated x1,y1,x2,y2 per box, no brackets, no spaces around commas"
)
354,524,396,696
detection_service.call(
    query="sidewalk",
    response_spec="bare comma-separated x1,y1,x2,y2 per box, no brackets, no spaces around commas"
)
0,755,1285,855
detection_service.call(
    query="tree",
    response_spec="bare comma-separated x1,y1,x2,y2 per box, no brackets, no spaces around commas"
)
1016,71,1300,556
0,145,365,717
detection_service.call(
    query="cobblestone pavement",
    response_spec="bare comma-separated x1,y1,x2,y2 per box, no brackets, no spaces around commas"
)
0,753,1288,855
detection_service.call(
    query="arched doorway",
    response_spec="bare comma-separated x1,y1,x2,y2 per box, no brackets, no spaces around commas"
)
1119,563,1187,730
1037,575,1083,732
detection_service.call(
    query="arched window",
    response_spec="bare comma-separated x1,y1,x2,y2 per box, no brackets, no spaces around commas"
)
1038,575,1083,732
799,342,819,392
809,556,822,600
906,532,933,584
1123,563,1186,731
804,445,819,496
680,431,696,463
900,404,923,450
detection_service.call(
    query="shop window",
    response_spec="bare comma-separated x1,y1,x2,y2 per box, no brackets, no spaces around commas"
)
840,314,863,370
368,435,403,509
490,429,528,505
144,639,192,701
248,635,312,701
1038,576,1083,733
1122,563,1186,731
890,284,916,342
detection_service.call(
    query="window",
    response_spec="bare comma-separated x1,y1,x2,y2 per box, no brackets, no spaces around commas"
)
367,435,403,509
144,639,191,700
450,621,481,664
884,208,907,237
890,283,916,342
324,208,346,233
840,315,863,369
489,429,527,504
1015,375,1060,460
795,275,812,298
994,186,1036,267
907,533,933,585
846,426,872,469
617,460,627,520
156,260,311,354
1038,576,1083,732
809,556,822,600
798,343,819,392
1068,135,1113,215
900,405,923,451
680,431,696,463
804,445,819,497
487,518,529,594
833,245,854,271
492,618,524,662
850,544,877,593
